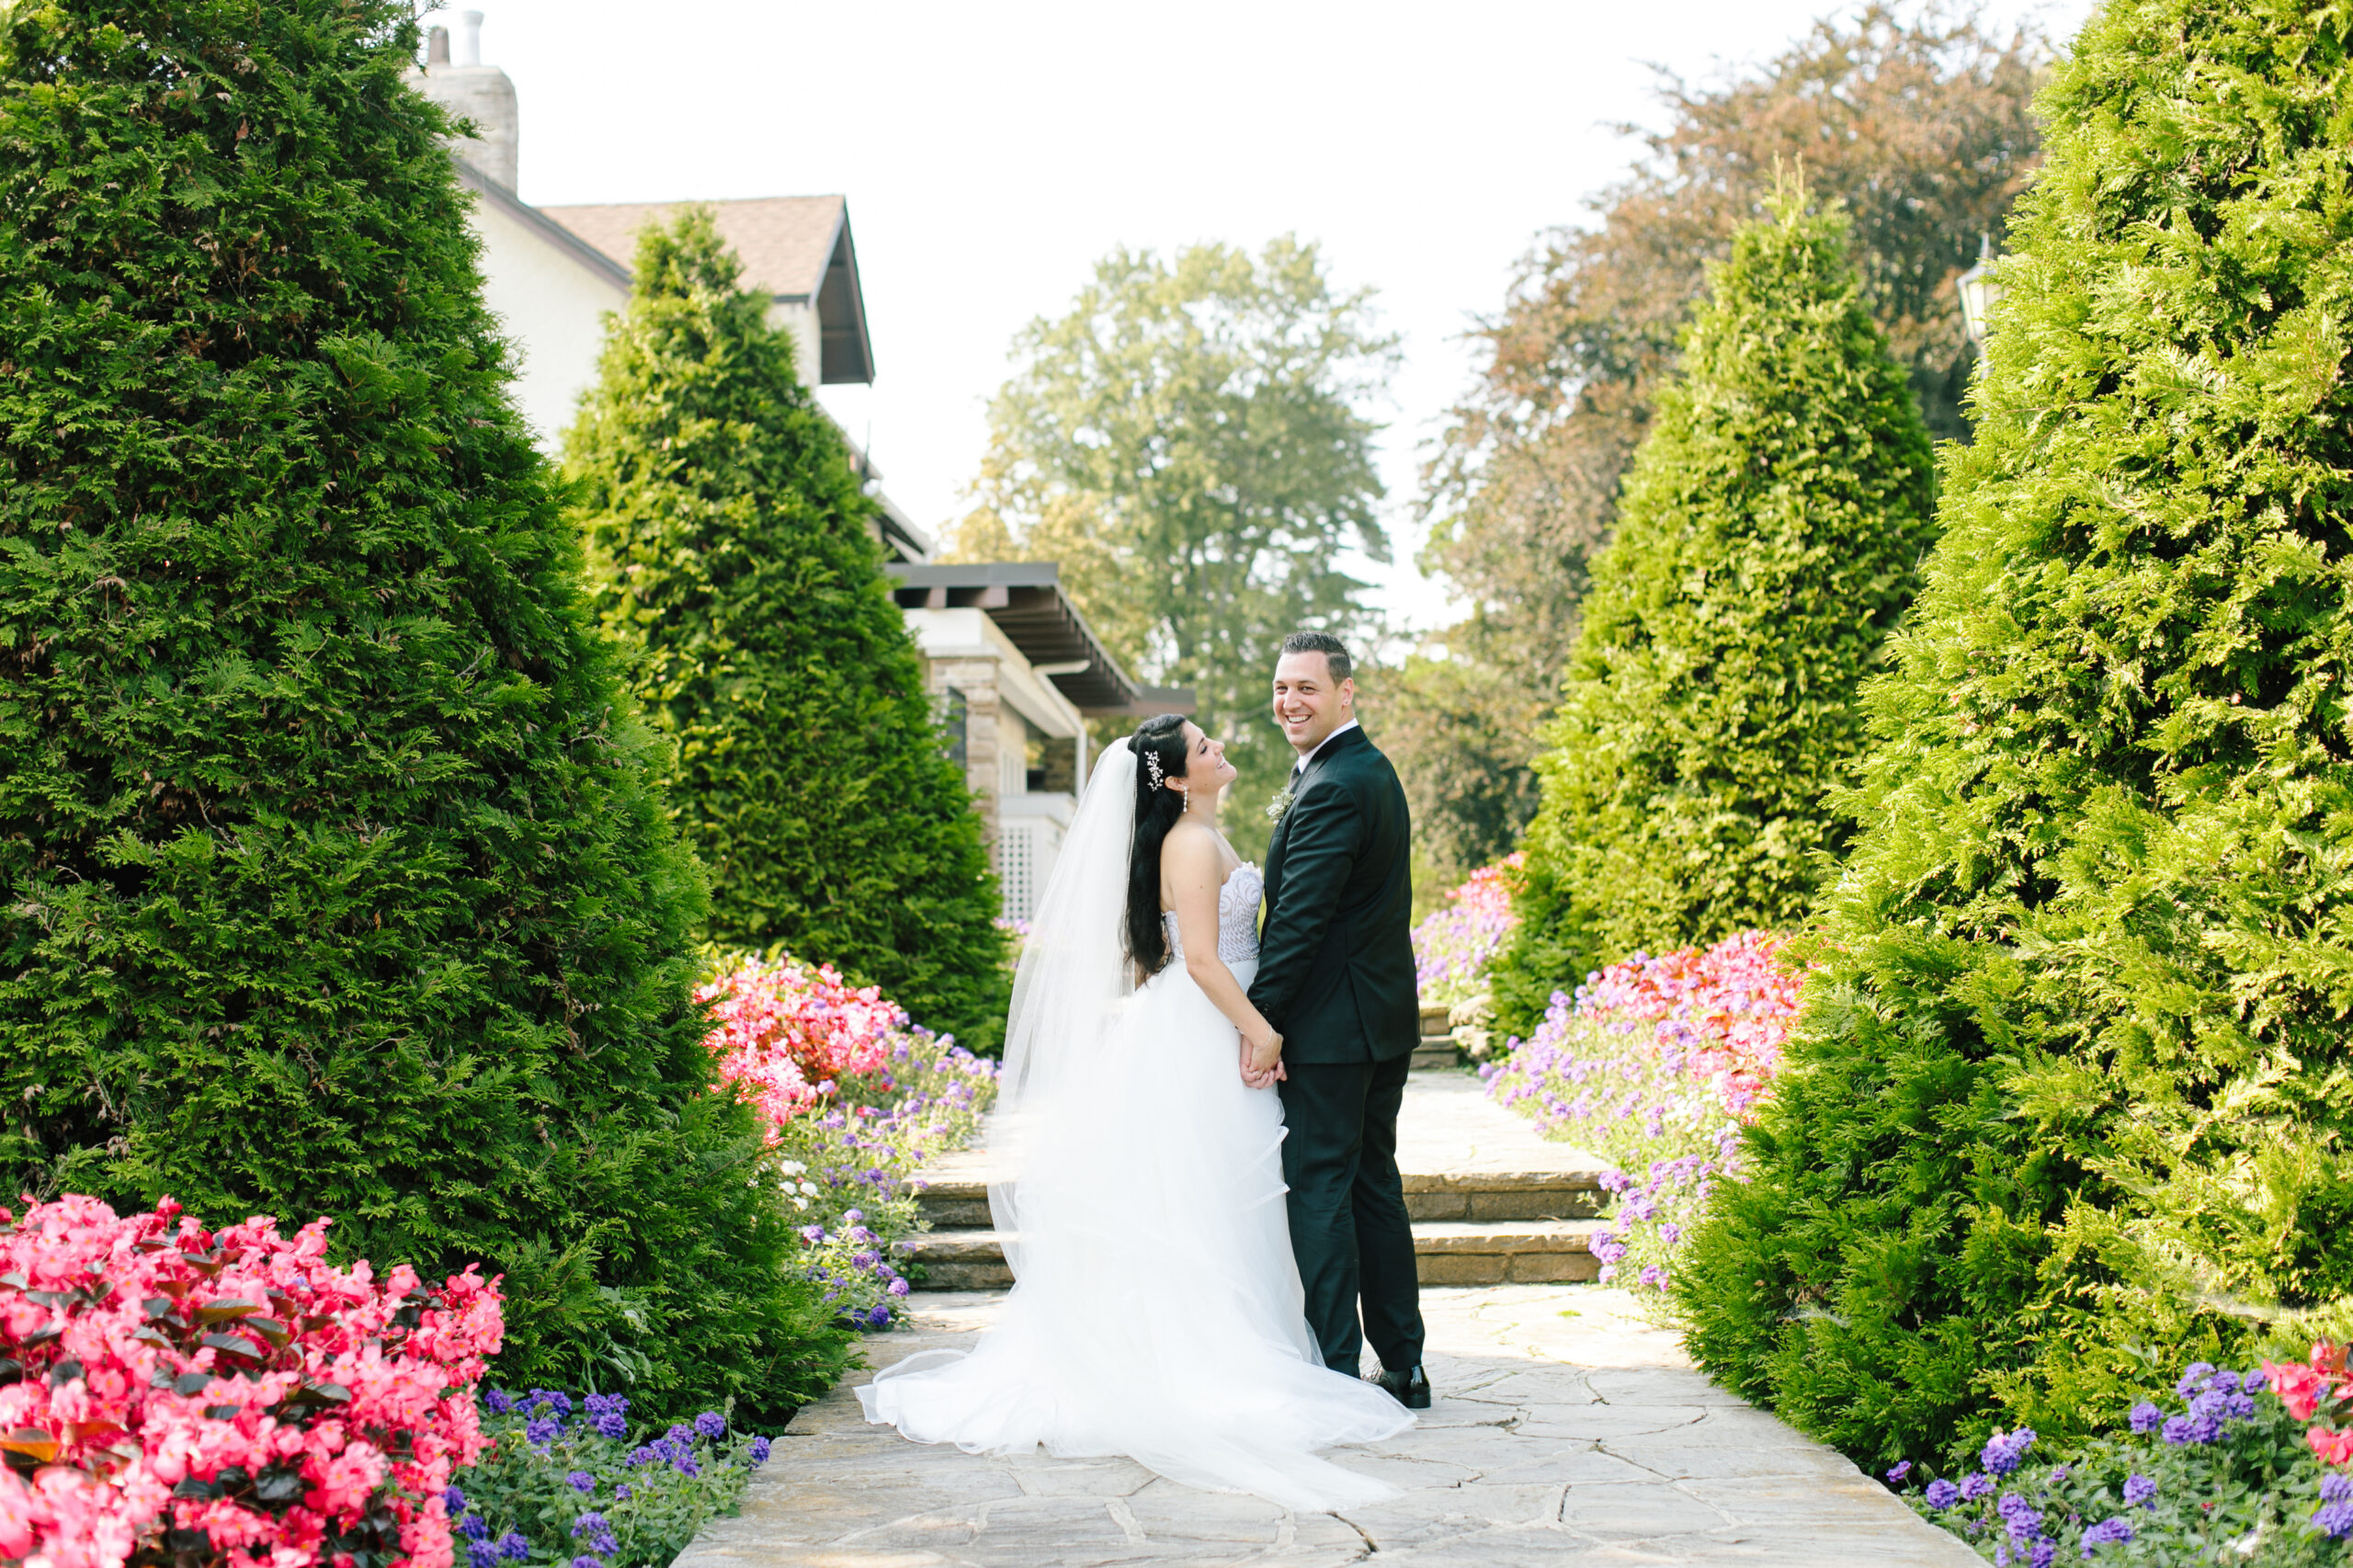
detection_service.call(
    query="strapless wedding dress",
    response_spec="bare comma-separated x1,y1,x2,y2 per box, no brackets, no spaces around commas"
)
857,864,1413,1510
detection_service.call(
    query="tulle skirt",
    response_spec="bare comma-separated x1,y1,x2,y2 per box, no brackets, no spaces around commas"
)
857,956,1414,1511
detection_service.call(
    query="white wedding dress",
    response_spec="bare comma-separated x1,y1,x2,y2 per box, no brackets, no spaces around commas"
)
858,744,1413,1512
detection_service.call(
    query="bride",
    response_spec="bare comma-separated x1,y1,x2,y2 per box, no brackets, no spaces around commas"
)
857,713,1415,1509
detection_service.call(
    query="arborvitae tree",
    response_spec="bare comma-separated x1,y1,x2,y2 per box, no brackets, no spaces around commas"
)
1489,193,1936,1034
0,0,848,1421
565,212,1006,1049
1676,0,2353,1466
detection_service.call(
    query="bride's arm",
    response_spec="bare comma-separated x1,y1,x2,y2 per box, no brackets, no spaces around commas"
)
1163,827,1282,1070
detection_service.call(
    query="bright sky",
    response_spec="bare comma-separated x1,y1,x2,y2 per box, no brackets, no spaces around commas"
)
424,0,2090,637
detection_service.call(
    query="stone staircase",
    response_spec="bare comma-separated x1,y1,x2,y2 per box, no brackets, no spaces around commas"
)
905,1008,1613,1293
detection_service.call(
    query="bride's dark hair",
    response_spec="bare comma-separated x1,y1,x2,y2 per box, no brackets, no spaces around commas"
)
1124,713,1190,979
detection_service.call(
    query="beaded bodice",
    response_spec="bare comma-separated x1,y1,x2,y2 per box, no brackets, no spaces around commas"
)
1164,863,1263,965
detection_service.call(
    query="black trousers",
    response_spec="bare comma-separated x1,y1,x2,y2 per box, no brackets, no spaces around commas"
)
1277,1052,1425,1375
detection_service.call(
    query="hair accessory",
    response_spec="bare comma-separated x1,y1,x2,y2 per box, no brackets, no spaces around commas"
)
1143,748,1164,790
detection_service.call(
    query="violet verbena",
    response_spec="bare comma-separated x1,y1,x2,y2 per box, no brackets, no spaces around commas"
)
451,1389,775,1568
1888,1361,2351,1563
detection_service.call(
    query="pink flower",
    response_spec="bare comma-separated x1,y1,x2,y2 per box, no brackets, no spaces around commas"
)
2310,1425,2353,1466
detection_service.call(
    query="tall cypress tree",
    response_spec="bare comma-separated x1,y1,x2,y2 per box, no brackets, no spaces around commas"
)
1677,0,2353,1465
566,211,1006,1050
0,0,847,1420
1490,192,1936,1034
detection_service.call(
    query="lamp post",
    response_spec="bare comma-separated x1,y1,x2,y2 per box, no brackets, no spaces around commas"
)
1956,233,2001,348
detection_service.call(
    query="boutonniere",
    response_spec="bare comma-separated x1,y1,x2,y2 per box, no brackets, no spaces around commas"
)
1266,784,1295,826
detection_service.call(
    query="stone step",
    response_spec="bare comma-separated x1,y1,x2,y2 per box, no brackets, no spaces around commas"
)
916,1165,1605,1231
903,1217,1607,1293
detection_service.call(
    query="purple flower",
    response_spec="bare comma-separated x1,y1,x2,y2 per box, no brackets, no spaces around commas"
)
527,1389,574,1417
2080,1517,2132,1555
625,1445,656,1468
1996,1492,2040,1544
591,1410,627,1439
664,1424,692,1445
460,1515,490,1542
865,1304,893,1329
2159,1415,2193,1446
483,1388,517,1415
496,1532,531,1562
798,1225,824,1244
694,1411,727,1439
2174,1362,2215,1399
2029,1543,2054,1568
612,1484,631,1501
750,1436,772,1464
571,1513,618,1554
2122,1474,2155,1508
1885,1460,1912,1483
2242,1368,2270,1395
526,1415,563,1446
2313,1501,2353,1541
442,1486,466,1515
2325,1474,2353,1506
564,1471,594,1495
1960,1471,1994,1502
467,1544,498,1568
2127,1402,2163,1434
1925,1480,1960,1510
888,1278,911,1297
1982,1428,2036,1476
572,1559,603,1568
1638,1265,1667,1290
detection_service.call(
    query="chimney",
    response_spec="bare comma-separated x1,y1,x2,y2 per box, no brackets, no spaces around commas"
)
407,9,519,192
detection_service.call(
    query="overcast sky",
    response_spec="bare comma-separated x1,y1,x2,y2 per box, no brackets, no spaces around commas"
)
425,0,2092,636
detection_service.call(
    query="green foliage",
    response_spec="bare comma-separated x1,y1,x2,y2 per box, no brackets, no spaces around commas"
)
1490,194,1935,1031
565,211,1006,1051
947,238,1397,857
1674,0,2353,1467
0,0,850,1425
1414,6,2047,820
1364,649,1544,892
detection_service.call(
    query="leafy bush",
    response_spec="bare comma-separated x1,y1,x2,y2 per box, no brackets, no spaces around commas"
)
0,0,849,1425
0,1196,499,1568
699,956,997,1327
1483,933,1804,1299
1489,189,1935,1035
446,1390,771,1568
566,210,1006,1050
1673,0,2353,1468
1890,1356,2352,1564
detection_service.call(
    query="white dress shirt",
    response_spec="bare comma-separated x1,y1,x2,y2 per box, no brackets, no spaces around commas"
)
1290,719,1359,784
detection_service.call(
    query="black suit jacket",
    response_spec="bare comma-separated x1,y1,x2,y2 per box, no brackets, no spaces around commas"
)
1247,726,1418,1063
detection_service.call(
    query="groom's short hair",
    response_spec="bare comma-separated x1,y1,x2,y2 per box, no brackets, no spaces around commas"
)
1279,631,1352,684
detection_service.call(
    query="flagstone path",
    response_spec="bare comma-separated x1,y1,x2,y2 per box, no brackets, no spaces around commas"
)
679,1069,1978,1567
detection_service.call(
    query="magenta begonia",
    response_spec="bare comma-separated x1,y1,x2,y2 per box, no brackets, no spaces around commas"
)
0,1195,500,1568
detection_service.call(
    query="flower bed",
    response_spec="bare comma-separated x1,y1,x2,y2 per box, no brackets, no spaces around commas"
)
445,1389,771,1568
1481,931,1804,1295
698,956,997,1329
1411,855,1524,1013
0,1195,500,1568
1889,1351,2353,1563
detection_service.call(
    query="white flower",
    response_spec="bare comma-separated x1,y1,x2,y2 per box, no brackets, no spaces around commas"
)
778,1159,807,1176
1266,784,1295,825
793,1196,810,1210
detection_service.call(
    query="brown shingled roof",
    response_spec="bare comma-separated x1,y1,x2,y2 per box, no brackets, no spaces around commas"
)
538,195,845,299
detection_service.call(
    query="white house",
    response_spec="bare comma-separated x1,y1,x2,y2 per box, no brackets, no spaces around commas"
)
406,13,1188,917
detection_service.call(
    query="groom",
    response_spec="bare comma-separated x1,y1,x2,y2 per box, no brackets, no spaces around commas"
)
1245,631,1429,1409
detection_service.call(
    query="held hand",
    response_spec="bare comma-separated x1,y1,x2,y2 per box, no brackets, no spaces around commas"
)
1241,1023,1284,1088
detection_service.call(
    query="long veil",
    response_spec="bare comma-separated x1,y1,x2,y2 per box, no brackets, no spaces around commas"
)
986,738,1138,1273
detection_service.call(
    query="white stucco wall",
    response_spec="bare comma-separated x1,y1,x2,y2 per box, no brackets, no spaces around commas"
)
764,300,823,393
471,199,628,449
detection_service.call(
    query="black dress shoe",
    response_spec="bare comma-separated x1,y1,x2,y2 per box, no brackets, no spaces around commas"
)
1370,1364,1431,1410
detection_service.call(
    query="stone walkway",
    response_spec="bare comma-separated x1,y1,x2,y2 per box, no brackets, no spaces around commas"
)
681,1283,1974,1566
676,1067,1975,1566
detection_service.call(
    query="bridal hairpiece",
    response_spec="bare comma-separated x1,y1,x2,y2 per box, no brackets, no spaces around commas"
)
1142,747,1164,790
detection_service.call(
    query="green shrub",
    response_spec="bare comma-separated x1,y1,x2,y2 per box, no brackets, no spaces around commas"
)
1490,190,1935,1034
0,0,849,1425
565,211,1006,1051
1675,0,2353,1468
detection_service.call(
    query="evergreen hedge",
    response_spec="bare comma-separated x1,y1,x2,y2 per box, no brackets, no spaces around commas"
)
1676,0,2353,1466
0,0,849,1423
566,212,1007,1051
1490,193,1936,1034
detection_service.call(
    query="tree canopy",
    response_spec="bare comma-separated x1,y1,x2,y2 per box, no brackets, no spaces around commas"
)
0,0,847,1421
947,237,1397,852
1396,6,2046,871
1677,0,2353,1465
567,210,1006,1051
1490,190,1936,1032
